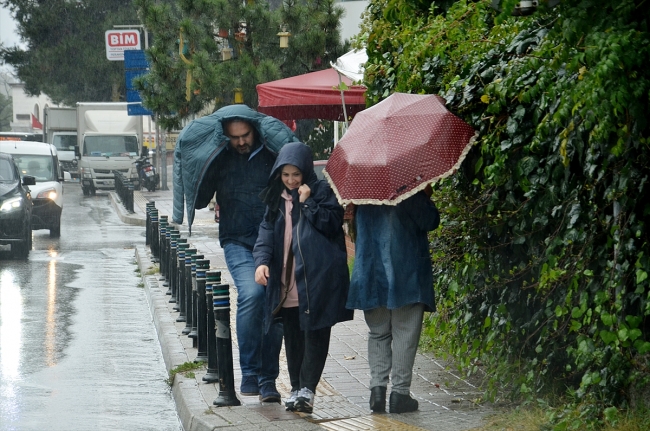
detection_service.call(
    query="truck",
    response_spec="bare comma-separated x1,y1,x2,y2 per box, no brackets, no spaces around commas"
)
43,106,78,178
75,102,143,196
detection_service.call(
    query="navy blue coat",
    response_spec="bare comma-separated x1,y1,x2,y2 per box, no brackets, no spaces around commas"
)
254,143,354,332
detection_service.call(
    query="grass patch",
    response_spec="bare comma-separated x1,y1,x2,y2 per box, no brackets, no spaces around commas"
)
137,282,144,288
166,362,204,386
472,406,548,431
470,403,650,431
145,264,159,275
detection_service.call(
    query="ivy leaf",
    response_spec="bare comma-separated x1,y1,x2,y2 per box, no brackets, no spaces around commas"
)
637,269,648,284
600,330,617,345
568,203,581,228
628,328,642,342
570,320,582,332
634,340,650,354
625,315,642,329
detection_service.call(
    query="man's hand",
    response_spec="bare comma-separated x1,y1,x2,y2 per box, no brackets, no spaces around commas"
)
298,184,311,202
255,265,270,286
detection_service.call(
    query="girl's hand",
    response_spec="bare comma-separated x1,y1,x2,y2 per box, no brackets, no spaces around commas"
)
298,184,311,202
255,265,270,286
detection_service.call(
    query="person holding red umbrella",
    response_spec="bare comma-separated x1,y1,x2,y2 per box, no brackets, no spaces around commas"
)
324,92,474,413
346,187,440,413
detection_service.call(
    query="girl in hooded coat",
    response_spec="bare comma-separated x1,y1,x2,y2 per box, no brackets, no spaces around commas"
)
253,142,353,413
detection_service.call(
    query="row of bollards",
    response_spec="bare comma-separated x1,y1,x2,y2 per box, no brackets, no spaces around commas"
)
145,202,241,407
115,170,135,213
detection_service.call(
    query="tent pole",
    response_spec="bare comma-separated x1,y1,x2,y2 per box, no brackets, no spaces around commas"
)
337,72,349,129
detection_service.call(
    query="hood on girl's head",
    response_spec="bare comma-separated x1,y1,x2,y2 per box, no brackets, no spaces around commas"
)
269,142,317,185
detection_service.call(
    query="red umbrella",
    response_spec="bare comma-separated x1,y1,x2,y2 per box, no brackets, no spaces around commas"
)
324,92,477,205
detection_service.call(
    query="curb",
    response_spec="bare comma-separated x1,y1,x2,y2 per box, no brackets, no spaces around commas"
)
136,247,233,431
109,191,146,226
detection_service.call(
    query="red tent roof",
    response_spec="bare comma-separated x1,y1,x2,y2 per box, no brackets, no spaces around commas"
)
256,68,366,122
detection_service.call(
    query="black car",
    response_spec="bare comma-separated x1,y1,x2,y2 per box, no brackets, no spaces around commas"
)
0,153,35,259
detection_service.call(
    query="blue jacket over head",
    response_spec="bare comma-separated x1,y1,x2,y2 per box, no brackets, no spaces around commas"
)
172,104,298,232
254,142,354,332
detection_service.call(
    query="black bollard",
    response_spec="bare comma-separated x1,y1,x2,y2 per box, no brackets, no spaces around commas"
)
194,259,210,363
181,248,197,335
162,228,176,289
172,238,188,311
203,270,221,383
151,213,167,267
188,254,204,344
175,243,189,321
157,216,167,276
168,232,181,302
212,282,241,407
150,209,160,262
145,202,155,246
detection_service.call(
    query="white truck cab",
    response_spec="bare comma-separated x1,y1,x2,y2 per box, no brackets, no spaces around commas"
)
75,102,143,195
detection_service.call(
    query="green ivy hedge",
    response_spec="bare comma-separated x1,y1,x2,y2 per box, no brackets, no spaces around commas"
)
358,0,650,424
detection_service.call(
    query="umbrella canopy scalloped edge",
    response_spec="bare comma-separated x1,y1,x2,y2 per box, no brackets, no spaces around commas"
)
324,132,478,206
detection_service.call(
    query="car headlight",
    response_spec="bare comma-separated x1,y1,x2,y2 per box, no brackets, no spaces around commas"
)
1,196,23,212
37,188,57,200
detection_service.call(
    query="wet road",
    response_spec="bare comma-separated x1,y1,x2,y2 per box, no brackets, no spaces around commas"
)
0,183,181,431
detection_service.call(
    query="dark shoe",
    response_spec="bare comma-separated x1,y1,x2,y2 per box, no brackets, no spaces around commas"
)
240,375,259,396
389,391,418,414
285,389,300,411
294,387,314,413
259,383,281,403
369,386,386,413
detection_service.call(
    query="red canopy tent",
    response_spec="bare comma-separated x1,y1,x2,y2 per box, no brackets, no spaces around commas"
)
256,68,366,122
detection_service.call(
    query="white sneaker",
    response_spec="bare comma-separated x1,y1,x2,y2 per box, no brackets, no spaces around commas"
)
285,389,300,411
294,387,314,413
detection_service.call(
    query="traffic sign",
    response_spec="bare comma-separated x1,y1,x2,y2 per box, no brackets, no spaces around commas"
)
105,30,141,61
124,50,153,116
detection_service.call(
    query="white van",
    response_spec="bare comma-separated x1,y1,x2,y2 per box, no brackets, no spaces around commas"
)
0,141,65,237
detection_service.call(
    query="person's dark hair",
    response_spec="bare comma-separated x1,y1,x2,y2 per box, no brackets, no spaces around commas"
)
222,118,256,138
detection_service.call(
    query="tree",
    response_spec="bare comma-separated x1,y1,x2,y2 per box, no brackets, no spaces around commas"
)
360,0,650,424
135,0,348,130
0,0,142,105
0,93,11,131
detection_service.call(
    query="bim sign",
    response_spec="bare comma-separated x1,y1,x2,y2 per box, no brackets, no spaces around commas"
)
105,30,141,61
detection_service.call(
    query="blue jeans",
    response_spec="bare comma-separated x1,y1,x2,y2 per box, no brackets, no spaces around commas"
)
224,242,283,386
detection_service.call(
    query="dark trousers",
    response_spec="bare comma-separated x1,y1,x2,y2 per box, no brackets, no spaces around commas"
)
279,306,331,393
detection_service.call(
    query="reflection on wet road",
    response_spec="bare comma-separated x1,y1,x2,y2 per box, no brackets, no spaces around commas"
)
0,183,181,431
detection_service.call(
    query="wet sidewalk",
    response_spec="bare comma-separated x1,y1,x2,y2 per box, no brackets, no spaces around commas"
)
110,184,492,431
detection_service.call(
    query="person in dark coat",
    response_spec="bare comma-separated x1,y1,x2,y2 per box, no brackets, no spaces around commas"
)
253,142,353,413
346,188,440,414
199,116,284,403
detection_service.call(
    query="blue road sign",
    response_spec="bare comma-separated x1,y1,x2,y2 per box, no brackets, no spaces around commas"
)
124,50,153,116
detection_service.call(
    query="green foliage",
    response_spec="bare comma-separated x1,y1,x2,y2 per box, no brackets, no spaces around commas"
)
0,93,11,131
166,361,203,386
135,0,348,130
361,0,650,424
0,0,142,104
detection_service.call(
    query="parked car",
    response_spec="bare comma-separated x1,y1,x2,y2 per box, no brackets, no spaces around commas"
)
314,159,327,180
0,141,65,237
0,152,35,259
